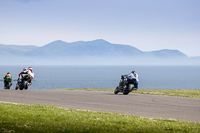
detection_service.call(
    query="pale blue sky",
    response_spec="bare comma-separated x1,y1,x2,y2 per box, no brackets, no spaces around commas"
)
0,0,200,56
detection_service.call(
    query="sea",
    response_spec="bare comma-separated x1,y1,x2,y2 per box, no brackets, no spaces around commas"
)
0,65,199,90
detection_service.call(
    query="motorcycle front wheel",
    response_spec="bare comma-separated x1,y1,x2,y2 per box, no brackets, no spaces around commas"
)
114,86,119,94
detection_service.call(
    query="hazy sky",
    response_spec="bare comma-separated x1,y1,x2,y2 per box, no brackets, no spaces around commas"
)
0,0,200,57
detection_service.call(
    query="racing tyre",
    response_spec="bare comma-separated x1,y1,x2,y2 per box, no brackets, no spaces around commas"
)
15,86,18,90
123,84,132,95
24,81,28,90
114,86,119,94
20,82,24,90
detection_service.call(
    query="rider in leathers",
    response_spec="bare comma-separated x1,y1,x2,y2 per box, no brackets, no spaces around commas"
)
28,67,34,85
127,71,139,90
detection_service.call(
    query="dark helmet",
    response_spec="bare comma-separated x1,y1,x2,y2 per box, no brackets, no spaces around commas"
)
132,71,136,73
23,68,27,72
7,72,10,74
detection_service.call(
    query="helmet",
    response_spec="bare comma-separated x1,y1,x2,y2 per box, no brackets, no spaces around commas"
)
28,67,32,71
6,72,11,77
23,68,27,71
28,67,33,72
132,71,135,73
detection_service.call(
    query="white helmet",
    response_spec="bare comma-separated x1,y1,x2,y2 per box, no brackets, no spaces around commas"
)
28,67,33,71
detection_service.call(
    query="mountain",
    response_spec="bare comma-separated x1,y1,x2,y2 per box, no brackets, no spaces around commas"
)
0,44,39,65
26,39,143,58
0,44,38,56
146,49,187,58
0,39,198,65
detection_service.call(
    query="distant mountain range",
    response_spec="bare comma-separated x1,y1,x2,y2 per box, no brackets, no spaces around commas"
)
0,39,199,65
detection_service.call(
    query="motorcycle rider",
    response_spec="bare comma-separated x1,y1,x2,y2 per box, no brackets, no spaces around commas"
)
19,68,28,76
28,67,34,85
17,68,29,83
16,68,31,90
4,72,12,88
4,72,11,78
127,70,139,90
115,71,139,95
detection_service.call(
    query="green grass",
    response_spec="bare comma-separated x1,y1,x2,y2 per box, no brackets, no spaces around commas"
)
0,102,200,133
63,89,200,99
133,89,200,99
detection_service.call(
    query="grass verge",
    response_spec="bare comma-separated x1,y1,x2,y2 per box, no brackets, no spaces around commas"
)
63,89,200,99
0,102,200,133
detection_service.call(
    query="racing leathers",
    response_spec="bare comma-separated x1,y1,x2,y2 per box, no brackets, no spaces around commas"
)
127,72,139,90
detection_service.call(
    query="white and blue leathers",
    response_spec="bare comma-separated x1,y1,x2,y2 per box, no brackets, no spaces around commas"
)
127,72,139,89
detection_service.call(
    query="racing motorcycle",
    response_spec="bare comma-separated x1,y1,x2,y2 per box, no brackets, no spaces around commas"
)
15,74,30,90
4,77,12,89
114,75,136,95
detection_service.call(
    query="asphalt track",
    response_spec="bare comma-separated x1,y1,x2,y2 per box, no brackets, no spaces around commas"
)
0,89,200,122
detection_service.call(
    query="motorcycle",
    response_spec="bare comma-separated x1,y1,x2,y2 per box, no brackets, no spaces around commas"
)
15,74,30,90
4,77,12,89
114,75,136,95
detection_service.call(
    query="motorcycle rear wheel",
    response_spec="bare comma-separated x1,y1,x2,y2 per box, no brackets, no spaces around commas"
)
20,82,24,90
24,81,28,90
123,84,132,95
15,86,18,90
4,85,10,89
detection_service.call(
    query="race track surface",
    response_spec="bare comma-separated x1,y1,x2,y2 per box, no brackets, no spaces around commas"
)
0,89,200,122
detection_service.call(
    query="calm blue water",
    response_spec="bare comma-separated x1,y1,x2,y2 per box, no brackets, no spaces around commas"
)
0,66,199,90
